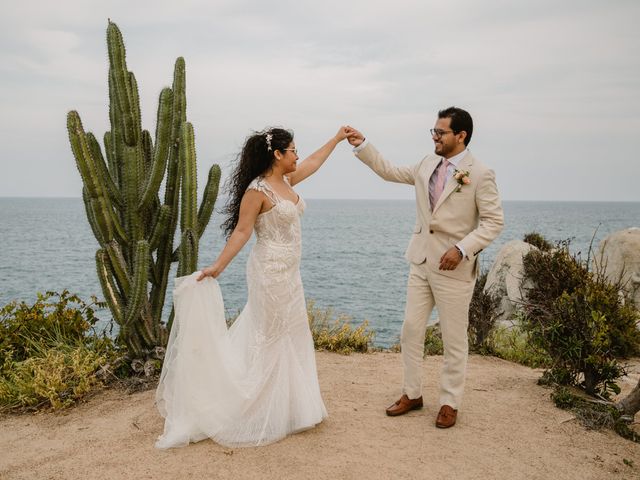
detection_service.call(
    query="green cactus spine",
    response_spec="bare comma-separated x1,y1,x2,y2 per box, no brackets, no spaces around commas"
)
67,21,220,359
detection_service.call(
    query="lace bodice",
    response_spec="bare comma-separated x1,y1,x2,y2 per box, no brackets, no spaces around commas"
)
247,176,306,247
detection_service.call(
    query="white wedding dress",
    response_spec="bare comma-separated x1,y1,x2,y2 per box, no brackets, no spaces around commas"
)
155,177,327,449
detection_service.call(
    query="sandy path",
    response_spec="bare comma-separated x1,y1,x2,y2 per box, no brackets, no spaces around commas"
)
1,352,639,480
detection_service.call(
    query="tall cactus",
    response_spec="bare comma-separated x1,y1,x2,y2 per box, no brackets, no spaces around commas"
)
67,21,221,358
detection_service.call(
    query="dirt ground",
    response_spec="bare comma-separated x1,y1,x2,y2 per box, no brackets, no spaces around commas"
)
1,352,639,480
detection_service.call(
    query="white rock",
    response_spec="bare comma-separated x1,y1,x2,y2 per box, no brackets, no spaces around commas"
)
593,228,640,308
484,240,536,323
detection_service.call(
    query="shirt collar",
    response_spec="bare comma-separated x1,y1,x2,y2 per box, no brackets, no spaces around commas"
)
443,148,468,167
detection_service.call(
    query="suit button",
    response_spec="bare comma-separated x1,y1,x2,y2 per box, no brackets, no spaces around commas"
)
429,230,434,234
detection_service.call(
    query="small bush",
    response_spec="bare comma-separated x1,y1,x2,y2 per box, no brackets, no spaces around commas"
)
521,242,640,398
0,344,108,410
387,324,444,356
423,325,444,356
523,231,553,252
307,300,374,354
0,291,116,411
488,324,551,368
468,271,501,353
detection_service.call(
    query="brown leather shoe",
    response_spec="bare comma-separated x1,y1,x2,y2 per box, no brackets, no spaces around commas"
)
435,405,458,428
385,394,423,416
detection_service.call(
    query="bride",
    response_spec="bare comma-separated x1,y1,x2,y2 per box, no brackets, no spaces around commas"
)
155,126,350,448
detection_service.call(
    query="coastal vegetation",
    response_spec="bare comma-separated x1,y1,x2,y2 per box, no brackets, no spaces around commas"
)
0,291,116,411
521,238,639,398
0,293,374,412
2,227,638,445
522,231,553,252
307,300,374,354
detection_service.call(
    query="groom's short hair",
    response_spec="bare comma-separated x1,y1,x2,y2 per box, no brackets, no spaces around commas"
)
438,107,473,146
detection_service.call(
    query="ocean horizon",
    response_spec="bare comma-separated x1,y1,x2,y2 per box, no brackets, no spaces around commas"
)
1,198,638,347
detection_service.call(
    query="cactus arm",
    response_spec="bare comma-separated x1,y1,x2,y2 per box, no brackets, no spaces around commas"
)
68,111,116,243
122,144,145,254
87,132,124,209
85,132,127,244
139,88,173,210
83,187,104,245
129,72,143,146
197,164,221,238
163,58,185,213
149,205,171,252
105,240,131,295
142,129,153,180
177,230,198,277
136,303,157,347
124,240,149,326
103,131,119,185
106,22,137,146
108,69,125,192
180,122,198,232
152,58,187,324
96,249,124,325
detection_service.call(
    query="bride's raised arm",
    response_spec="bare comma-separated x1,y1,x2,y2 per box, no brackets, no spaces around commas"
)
287,126,349,186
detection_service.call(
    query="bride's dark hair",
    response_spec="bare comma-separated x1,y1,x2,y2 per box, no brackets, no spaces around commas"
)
221,127,294,239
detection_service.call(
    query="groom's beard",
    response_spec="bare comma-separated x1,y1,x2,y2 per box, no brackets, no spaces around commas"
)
434,141,447,156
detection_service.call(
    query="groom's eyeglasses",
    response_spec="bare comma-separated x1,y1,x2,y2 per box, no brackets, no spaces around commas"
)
430,129,455,138
284,148,298,155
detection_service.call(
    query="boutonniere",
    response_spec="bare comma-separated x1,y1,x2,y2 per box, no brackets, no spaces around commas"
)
453,169,471,192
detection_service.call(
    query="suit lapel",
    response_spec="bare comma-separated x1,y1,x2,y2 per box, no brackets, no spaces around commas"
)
433,152,474,214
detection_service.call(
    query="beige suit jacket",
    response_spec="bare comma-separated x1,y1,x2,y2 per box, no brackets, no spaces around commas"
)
356,143,504,282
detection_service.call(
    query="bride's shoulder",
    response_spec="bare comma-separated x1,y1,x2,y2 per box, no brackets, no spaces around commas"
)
247,176,266,191
246,176,278,205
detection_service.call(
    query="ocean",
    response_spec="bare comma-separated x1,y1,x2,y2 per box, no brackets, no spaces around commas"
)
0,198,638,347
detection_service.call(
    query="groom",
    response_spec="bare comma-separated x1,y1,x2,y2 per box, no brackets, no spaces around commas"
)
346,107,503,428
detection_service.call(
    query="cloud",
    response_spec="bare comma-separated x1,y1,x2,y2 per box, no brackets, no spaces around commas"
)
0,0,639,201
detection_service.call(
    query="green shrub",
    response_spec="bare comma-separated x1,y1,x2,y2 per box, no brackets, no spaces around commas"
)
468,270,501,353
386,324,444,356
0,291,116,411
307,300,374,354
488,324,551,368
423,325,444,356
521,243,640,398
523,231,553,252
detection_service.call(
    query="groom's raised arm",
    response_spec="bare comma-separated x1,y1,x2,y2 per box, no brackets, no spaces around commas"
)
354,142,417,185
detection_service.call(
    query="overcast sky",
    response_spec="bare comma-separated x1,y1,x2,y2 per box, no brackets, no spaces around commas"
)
1,0,639,201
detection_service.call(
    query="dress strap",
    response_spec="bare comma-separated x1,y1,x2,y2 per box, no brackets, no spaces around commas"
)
247,176,279,205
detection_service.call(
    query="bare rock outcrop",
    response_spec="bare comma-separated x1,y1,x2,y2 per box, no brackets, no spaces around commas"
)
593,227,640,308
484,240,536,323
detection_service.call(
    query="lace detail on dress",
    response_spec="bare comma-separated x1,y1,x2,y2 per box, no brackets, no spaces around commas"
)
155,174,324,449
247,176,279,205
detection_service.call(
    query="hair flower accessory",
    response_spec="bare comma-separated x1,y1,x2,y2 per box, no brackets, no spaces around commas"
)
265,132,273,151
453,169,471,192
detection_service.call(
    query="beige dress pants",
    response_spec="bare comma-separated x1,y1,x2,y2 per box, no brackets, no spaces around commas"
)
401,261,476,409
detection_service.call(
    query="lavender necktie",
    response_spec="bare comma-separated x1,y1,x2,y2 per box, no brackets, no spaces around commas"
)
430,159,450,210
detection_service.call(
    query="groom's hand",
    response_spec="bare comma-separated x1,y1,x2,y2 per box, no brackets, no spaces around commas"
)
345,126,365,147
439,247,463,271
